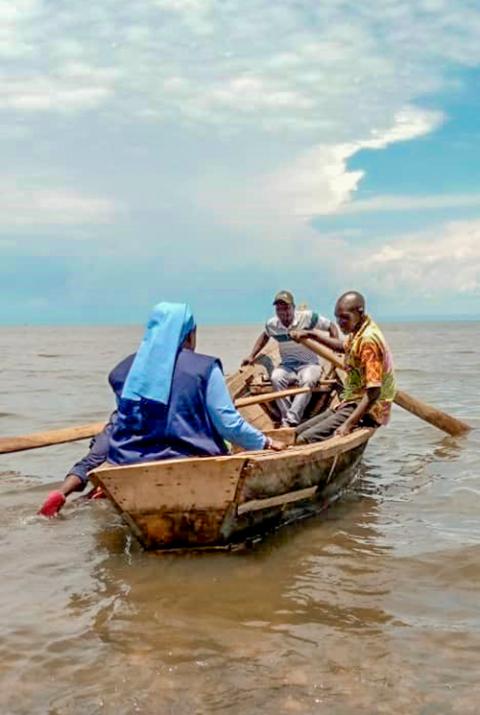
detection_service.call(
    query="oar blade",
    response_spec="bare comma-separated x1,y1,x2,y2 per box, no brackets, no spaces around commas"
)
394,390,471,437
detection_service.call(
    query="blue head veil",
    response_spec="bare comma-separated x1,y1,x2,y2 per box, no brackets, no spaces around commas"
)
121,302,196,405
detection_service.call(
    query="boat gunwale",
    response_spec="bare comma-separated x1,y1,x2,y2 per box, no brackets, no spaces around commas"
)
90,426,375,479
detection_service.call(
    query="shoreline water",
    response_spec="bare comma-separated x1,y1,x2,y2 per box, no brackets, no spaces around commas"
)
1,322,479,714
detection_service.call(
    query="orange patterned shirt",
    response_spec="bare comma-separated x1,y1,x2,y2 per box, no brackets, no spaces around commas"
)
340,316,396,425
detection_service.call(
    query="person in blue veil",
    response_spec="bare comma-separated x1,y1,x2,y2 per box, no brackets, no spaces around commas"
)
38,301,285,516
107,302,285,465
37,302,285,515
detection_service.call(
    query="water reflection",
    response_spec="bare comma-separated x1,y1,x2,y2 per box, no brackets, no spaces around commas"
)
59,472,398,713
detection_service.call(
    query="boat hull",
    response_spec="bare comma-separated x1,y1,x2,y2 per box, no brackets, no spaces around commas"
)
91,428,373,552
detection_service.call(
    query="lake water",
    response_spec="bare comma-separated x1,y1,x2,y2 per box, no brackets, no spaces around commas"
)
1,323,479,714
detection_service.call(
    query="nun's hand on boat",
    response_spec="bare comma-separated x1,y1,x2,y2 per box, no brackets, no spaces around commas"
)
264,436,287,451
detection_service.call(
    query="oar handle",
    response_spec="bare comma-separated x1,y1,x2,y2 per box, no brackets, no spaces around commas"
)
0,422,106,455
235,386,310,408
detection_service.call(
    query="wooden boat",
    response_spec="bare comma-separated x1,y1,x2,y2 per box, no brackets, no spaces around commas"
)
90,343,375,551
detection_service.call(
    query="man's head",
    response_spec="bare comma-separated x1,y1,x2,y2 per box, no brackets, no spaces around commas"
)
334,291,366,334
273,290,295,327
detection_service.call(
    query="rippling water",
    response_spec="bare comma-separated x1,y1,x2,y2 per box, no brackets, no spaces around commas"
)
1,323,479,714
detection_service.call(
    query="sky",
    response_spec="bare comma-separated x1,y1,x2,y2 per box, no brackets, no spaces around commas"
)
1,0,480,325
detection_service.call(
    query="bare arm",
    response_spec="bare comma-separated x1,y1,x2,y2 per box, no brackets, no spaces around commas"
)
241,331,269,366
290,329,345,353
335,387,381,436
329,322,339,339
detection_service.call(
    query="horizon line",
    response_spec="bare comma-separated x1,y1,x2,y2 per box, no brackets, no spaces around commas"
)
1,315,480,328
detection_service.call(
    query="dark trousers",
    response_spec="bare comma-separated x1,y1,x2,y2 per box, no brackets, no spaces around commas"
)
295,404,357,444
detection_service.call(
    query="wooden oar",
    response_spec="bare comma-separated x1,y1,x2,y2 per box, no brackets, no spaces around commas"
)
0,386,311,455
0,422,107,455
301,337,471,437
235,386,309,408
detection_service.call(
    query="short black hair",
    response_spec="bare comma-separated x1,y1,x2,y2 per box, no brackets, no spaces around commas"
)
336,291,366,312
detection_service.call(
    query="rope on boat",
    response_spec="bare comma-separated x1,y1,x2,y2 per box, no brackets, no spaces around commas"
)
326,454,339,484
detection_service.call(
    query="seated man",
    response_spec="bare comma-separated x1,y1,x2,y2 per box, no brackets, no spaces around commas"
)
242,290,338,427
292,291,396,443
108,302,285,464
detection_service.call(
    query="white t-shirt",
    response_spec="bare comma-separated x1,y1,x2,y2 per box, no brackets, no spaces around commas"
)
265,310,332,369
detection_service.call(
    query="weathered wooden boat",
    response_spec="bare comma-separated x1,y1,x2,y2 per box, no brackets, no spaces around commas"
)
91,428,373,551
90,343,375,551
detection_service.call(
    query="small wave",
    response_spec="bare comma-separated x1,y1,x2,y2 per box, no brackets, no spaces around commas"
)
37,353,61,358
0,472,46,491
0,469,23,479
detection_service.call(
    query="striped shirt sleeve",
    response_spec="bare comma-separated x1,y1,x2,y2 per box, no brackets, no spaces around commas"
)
311,313,331,331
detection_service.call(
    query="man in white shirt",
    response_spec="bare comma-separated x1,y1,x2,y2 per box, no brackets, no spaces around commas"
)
241,290,338,426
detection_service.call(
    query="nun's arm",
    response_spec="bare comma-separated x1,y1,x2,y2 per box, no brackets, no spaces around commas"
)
205,365,267,451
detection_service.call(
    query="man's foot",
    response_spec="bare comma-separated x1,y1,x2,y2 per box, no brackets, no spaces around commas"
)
281,419,298,428
38,491,66,518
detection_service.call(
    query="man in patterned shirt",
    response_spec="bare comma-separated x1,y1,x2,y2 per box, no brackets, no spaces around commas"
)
241,290,338,427
292,291,396,443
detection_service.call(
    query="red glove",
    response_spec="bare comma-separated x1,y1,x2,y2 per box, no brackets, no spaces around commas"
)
38,491,66,518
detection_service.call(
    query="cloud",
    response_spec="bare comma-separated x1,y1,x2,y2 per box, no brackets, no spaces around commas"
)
200,106,443,229
0,76,114,111
0,0,479,131
0,0,39,59
0,59,120,111
350,219,480,297
0,183,120,227
338,193,480,215
264,106,444,218
0,0,475,238
1,0,480,322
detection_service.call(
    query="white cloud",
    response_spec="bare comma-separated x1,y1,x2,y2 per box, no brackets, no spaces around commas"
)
0,78,113,111
351,219,480,297
1,0,480,282
0,183,120,227
265,107,444,218
0,0,479,131
338,193,480,215
0,60,119,111
200,106,443,228
0,0,39,58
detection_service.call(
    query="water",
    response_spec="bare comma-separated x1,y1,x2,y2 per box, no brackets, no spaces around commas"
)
1,323,479,714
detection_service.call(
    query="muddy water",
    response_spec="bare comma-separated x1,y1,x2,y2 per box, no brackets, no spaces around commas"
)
1,323,479,714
